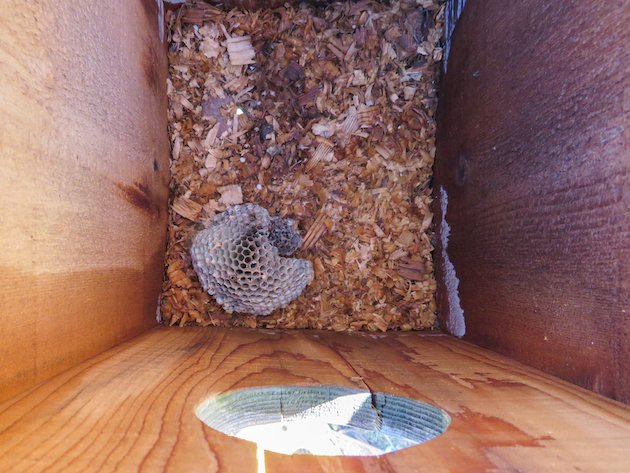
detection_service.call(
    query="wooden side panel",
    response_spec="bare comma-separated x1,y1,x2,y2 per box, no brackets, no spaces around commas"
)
434,1,630,402
0,0,169,402
0,328,628,472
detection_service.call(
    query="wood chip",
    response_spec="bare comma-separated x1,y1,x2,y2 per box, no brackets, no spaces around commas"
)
306,142,334,172
172,196,202,221
203,123,220,149
398,258,428,281
204,152,217,170
302,208,328,250
226,36,256,66
218,184,243,205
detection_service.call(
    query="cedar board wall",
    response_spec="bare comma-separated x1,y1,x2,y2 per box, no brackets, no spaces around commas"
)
0,0,169,402
435,0,629,403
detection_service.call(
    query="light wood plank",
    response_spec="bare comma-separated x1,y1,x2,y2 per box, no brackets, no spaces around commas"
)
0,328,628,472
0,0,169,401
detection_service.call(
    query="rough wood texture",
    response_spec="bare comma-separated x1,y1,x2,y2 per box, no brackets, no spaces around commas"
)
434,1,630,402
0,1,169,402
0,327,628,472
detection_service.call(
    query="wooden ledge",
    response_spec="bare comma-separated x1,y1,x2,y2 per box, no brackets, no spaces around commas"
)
0,327,628,472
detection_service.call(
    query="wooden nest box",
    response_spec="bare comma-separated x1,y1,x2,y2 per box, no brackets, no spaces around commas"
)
0,1,627,471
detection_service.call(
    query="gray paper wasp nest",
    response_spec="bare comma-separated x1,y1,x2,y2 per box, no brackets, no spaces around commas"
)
191,204,313,316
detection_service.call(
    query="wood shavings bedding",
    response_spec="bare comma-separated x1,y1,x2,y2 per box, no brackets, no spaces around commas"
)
160,0,444,331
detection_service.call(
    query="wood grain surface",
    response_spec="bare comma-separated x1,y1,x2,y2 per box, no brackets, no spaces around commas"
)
0,327,628,472
0,1,169,402
434,1,630,402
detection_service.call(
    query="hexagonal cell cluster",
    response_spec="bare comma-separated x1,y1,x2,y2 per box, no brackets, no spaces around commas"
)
269,216,302,256
191,204,313,316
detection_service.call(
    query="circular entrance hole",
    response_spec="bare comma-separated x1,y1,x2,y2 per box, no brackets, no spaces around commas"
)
196,385,450,456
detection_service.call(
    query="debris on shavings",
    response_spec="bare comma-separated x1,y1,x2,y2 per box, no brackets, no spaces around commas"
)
161,0,444,331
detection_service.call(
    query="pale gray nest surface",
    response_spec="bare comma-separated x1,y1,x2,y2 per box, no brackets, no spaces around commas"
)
191,204,313,315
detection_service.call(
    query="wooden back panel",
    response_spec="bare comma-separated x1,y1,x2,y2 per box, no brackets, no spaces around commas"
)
434,0,629,402
0,0,169,402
